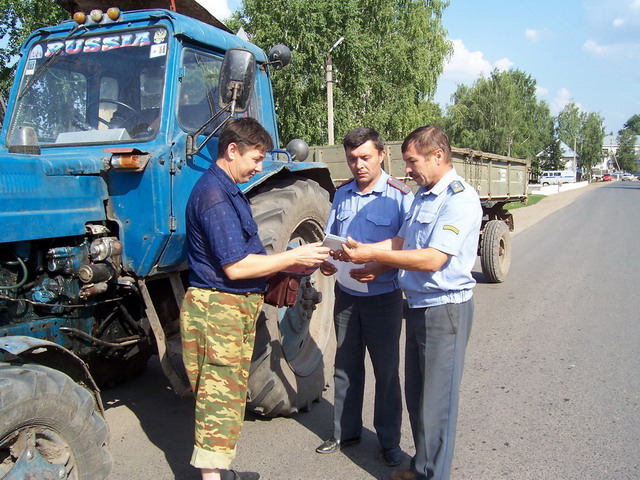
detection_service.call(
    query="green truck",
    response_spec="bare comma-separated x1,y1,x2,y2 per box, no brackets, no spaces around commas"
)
310,142,530,283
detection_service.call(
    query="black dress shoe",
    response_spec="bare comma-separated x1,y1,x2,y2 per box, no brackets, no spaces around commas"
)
315,437,361,454
220,470,260,480
382,446,402,466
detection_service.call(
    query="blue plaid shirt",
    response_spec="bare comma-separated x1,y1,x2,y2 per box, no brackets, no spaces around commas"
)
186,162,266,293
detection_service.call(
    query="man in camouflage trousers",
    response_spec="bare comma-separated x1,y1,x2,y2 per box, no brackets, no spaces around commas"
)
180,117,329,480
181,289,263,466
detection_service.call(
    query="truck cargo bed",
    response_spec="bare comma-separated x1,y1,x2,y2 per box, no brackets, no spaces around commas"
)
309,142,530,206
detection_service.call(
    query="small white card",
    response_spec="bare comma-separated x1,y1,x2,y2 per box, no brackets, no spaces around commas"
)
150,43,167,58
322,233,347,251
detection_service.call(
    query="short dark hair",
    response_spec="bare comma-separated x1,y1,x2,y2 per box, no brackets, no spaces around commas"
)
401,125,452,164
218,117,274,158
343,127,385,153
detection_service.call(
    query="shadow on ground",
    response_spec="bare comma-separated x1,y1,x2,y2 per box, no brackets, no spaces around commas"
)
101,356,198,479
101,353,400,479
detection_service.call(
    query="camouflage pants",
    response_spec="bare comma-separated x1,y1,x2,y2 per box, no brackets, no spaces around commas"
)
180,287,263,469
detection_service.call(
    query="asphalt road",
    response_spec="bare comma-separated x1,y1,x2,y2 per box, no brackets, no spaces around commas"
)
103,181,640,480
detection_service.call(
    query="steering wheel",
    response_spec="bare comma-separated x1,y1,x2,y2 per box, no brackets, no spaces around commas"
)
86,99,143,129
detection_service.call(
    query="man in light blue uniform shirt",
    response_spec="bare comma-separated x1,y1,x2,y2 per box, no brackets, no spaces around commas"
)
342,125,482,480
315,127,414,467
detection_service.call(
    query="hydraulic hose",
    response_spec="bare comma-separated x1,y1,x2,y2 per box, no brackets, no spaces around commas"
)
1,254,28,290
59,326,141,348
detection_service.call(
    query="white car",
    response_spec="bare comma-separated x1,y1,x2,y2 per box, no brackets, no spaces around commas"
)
621,173,637,181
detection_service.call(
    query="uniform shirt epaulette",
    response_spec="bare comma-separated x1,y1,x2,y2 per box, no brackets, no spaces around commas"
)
387,176,412,194
337,178,355,189
449,180,465,194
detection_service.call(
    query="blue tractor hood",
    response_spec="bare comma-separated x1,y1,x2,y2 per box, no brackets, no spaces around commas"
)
0,150,108,243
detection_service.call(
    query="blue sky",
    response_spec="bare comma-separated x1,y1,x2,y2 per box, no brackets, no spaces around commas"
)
204,0,640,134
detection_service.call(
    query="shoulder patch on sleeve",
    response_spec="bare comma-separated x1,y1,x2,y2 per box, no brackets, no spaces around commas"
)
337,178,355,189
449,180,465,194
387,176,412,194
443,225,459,235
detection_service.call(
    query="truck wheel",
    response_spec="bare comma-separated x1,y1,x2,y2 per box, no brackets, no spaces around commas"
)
480,219,511,283
247,178,335,416
0,363,112,479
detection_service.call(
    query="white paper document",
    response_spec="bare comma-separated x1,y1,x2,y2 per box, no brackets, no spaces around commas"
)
326,257,369,293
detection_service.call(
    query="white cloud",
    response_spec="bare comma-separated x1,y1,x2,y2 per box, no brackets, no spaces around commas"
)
494,57,514,71
525,27,552,42
585,0,640,36
584,39,609,55
442,39,513,84
436,39,516,105
551,88,581,114
536,85,549,97
584,39,640,59
442,40,492,83
613,17,625,27
197,0,233,20
525,29,539,41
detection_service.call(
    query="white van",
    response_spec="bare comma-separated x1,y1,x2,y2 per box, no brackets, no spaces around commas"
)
539,170,576,185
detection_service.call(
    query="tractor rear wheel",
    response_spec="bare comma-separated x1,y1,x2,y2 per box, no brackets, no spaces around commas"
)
247,178,335,416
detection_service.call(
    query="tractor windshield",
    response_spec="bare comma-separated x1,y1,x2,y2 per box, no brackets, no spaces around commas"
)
7,27,168,146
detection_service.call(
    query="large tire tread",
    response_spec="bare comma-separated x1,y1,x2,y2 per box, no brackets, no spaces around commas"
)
0,362,112,480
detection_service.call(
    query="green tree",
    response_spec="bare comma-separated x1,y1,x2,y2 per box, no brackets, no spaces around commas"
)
445,69,554,159
0,0,67,98
557,102,605,179
233,0,452,145
557,101,581,154
622,114,640,135
579,111,605,177
616,128,638,172
538,132,565,171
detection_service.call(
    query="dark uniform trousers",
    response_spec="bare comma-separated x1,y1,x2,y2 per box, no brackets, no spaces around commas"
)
406,298,474,480
332,286,403,449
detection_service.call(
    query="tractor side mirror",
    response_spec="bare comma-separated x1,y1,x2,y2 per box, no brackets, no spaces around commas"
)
187,48,257,159
218,48,255,113
286,138,309,161
267,44,291,70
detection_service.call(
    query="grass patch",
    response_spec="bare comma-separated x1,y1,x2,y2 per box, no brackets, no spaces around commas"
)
505,194,545,210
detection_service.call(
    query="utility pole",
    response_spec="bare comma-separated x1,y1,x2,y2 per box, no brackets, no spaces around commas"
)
573,136,578,181
325,36,344,145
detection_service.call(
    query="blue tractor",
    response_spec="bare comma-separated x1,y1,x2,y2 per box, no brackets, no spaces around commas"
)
0,3,336,478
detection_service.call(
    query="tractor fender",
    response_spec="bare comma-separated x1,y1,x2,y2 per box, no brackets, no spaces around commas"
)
0,335,105,414
240,161,335,197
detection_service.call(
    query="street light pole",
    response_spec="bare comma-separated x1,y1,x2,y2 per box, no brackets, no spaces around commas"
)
326,36,344,145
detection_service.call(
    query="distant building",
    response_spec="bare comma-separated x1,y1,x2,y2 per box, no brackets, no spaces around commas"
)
536,140,578,173
599,134,640,172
